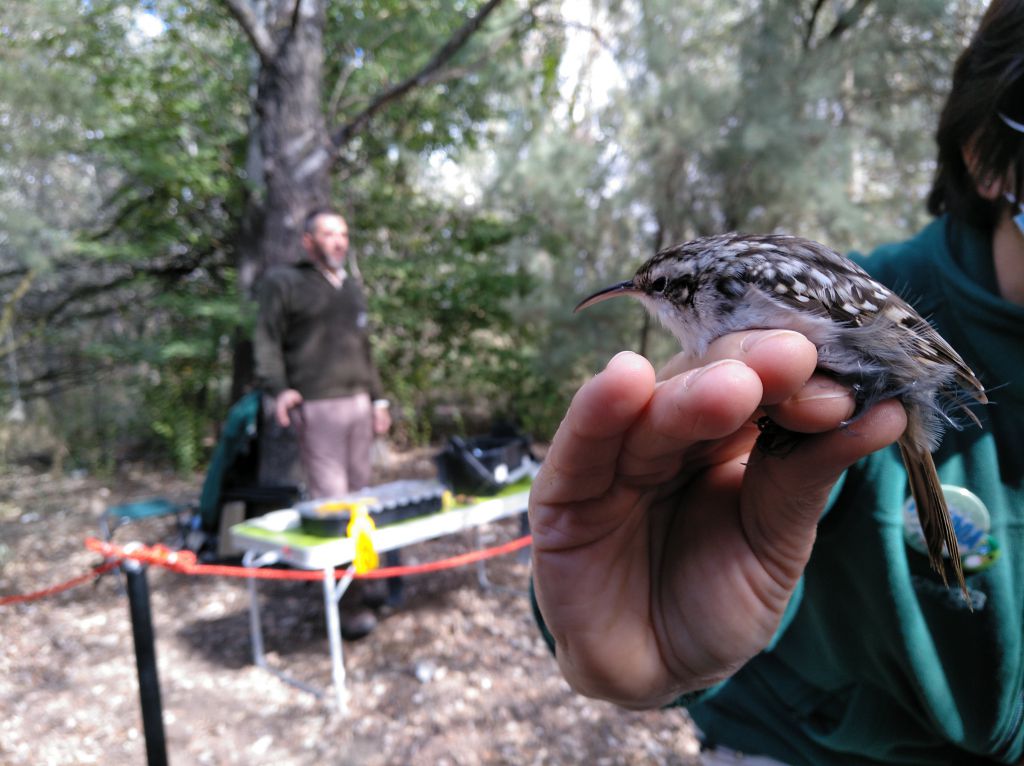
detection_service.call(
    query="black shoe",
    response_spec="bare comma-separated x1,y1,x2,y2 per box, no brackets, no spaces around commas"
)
340,608,377,640
359,579,390,609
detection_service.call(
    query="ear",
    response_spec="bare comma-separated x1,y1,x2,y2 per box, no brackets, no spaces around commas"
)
962,145,1004,200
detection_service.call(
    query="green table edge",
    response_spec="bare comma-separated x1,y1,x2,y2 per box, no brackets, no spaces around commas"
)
231,475,534,549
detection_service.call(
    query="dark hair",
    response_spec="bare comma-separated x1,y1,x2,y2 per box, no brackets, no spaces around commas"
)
303,208,346,235
927,0,1024,228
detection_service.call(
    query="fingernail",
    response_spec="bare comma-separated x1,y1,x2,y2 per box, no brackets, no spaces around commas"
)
680,359,739,390
740,329,798,352
605,350,635,369
792,379,851,402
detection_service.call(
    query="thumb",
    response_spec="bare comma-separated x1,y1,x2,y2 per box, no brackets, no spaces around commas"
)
738,400,907,588
276,397,294,428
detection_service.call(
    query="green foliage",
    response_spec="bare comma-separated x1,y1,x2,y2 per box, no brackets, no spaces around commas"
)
0,0,992,474
79,281,247,472
600,0,982,250
142,289,249,473
352,184,539,443
144,361,220,475
72,0,251,258
322,0,569,443
1,0,564,468
487,0,985,410
1,0,252,471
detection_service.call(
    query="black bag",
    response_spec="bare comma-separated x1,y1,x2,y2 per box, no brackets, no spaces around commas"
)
297,479,447,536
435,432,535,497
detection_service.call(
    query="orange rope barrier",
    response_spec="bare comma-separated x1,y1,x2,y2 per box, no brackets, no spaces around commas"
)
2,532,532,607
83,535,532,580
0,560,120,606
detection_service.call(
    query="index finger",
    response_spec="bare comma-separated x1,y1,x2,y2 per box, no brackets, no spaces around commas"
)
531,351,655,507
658,330,819,404
618,331,819,471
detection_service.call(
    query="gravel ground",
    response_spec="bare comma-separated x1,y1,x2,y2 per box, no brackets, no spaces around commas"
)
0,457,703,765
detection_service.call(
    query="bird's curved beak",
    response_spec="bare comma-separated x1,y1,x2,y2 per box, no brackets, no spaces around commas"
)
573,280,640,313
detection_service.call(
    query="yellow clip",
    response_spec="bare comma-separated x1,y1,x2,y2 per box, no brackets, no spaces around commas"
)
346,505,378,574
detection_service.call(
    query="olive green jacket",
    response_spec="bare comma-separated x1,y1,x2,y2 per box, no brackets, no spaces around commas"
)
253,262,384,402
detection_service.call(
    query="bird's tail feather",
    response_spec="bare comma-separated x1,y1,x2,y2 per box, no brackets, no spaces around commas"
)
897,437,970,606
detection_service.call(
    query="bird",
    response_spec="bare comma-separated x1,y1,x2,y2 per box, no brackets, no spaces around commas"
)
575,232,988,603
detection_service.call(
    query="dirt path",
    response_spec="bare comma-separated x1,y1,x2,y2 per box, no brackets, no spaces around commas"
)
0,462,701,765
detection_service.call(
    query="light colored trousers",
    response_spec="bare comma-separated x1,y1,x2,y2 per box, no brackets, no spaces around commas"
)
293,393,373,498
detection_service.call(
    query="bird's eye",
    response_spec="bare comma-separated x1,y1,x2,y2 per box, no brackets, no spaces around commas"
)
651,276,668,293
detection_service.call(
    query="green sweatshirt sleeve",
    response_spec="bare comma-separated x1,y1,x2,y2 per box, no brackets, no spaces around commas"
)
253,274,290,396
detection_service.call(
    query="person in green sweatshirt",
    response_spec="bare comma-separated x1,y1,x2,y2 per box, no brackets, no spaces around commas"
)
254,208,391,499
529,1,1024,763
254,208,392,639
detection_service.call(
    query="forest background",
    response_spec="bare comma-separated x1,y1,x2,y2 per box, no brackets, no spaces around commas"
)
0,0,986,476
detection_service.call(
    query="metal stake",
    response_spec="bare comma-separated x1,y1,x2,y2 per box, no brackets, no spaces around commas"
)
124,560,168,766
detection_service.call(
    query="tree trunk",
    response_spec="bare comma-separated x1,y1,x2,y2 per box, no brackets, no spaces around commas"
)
223,0,509,484
243,0,332,294
232,1,336,486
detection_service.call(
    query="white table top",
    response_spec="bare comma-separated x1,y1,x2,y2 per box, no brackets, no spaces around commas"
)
230,487,531,570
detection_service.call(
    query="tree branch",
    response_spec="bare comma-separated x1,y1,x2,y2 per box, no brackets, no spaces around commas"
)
387,15,531,101
327,50,359,126
826,0,873,42
287,0,304,35
25,250,228,327
11,361,123,403
802,0,827,50
222,0,278,65
330,0,508,150
0,270,35,340
87,188,157,242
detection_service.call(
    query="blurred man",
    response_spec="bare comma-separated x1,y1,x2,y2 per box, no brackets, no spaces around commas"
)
255,208,391,637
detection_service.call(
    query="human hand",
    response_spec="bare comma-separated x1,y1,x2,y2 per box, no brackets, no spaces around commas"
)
529,330,906,709
274,388,304,428
372,402,392,435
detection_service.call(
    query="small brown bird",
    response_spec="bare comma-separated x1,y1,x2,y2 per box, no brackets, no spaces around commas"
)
576,233,988,603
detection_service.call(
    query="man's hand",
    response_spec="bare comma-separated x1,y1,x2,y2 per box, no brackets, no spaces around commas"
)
274,388,304,428
372,403,392,435
529,330,906,709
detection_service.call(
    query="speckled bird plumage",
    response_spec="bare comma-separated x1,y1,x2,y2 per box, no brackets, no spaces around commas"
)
576,232,988,602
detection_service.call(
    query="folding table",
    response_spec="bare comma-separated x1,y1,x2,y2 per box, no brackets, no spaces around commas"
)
229,477,533,712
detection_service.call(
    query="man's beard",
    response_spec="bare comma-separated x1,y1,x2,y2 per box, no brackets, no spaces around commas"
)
313,242,346,270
